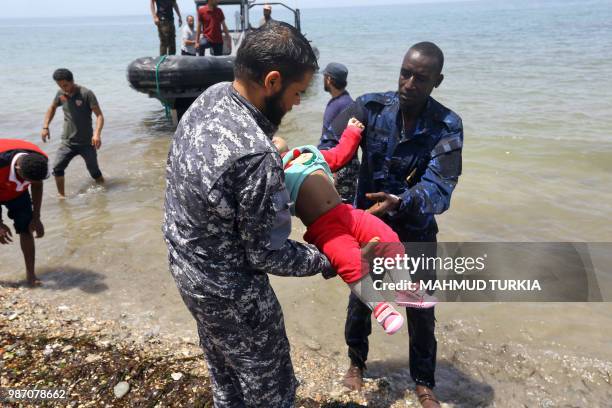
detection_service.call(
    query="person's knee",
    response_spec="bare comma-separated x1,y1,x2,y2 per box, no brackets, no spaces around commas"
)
12,213,32,235
18,230,34,240
52,159,68,177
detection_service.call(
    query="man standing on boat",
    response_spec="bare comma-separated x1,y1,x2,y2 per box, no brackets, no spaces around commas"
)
196,0,232,56
328,42,463,408
259,4,275,27
318,62,359,204
164,22,334,407
150,0,183,56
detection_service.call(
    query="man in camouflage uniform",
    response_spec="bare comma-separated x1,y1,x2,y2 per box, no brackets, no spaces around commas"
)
328,42,463,408
163,22,333,407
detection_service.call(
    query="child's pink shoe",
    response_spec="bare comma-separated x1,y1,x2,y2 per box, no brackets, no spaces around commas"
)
373,302,404,335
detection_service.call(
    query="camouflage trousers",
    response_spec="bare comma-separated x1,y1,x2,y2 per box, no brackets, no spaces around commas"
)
157,20,176,55
334,155,360,204
179,284,298,407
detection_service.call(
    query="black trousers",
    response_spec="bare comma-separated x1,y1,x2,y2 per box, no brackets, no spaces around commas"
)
345,229,438,389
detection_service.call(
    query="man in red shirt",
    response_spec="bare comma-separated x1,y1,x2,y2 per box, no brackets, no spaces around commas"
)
195,0,231,56
0,139,49,287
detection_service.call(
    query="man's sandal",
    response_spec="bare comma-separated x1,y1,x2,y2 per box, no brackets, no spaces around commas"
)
416,386,441,408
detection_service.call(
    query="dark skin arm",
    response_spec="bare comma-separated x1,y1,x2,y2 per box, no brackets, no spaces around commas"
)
29,182,44,238
365,192,401,217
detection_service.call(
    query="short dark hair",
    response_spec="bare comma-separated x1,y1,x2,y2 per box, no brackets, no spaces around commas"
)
409,42,444,74
20,154,49,181
53,68,74,82
234,21,318,86
327,75,347,91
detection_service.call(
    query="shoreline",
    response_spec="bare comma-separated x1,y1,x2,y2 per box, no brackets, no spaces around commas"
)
2,285,611,407
1,285,426,407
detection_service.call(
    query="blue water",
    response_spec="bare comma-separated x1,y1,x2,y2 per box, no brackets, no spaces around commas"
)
1,0,611,142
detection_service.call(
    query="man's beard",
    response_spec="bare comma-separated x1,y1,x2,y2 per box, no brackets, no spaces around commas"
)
324,82,330,93
263,90,287,127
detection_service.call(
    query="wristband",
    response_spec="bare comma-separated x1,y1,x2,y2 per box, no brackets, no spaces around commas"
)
43,127,49,130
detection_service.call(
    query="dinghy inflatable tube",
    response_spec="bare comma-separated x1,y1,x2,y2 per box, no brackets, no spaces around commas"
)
127,55,235,94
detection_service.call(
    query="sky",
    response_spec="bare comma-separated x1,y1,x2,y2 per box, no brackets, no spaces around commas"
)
1,0,469,19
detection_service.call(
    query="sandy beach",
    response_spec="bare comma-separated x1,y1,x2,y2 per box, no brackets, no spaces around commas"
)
2,278,611,406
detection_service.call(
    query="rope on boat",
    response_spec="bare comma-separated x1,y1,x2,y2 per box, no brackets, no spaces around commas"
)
155,55,172,120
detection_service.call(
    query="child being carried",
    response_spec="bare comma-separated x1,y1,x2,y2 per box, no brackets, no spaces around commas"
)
273,118,436,335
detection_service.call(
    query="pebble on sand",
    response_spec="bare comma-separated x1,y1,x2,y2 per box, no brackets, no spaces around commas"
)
113,381,130,399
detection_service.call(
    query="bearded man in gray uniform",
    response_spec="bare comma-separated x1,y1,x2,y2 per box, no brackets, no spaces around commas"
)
163,22,334,407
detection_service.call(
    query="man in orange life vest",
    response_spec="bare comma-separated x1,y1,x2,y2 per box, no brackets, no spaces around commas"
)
0,139,49,287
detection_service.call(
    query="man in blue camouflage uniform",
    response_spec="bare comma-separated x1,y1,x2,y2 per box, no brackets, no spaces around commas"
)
163,22,333,407
327,42,463,408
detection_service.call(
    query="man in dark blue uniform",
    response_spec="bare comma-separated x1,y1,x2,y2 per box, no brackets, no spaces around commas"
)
328,42,463,408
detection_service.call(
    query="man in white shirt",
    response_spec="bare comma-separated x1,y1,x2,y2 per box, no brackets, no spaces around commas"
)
259,4,274,27
181,15,196,56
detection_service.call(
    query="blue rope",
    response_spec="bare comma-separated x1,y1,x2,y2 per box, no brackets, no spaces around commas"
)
155,55,172,120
